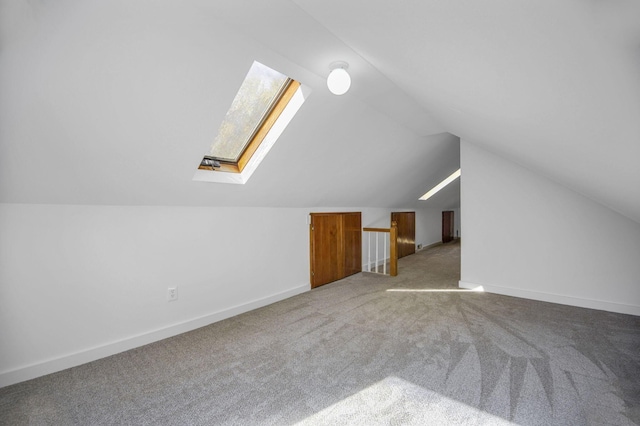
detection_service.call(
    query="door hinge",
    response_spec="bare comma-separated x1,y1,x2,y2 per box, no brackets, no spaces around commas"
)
311,271,314,276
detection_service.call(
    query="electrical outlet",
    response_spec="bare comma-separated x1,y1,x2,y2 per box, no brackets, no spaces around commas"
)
167,287,178,301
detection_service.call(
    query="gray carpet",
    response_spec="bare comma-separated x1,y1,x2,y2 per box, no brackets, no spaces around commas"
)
1,241,639,425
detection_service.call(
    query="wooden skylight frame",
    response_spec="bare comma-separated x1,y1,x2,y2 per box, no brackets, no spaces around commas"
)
199,77,301,175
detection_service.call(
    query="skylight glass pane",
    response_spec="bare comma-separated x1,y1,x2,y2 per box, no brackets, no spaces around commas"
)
207,61,290,162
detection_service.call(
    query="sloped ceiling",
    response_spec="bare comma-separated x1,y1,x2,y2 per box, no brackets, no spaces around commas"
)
0,0,456,209
2,0,638,220
293,0,640,222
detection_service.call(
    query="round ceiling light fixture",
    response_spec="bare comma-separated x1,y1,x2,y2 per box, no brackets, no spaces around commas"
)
327,61,351,95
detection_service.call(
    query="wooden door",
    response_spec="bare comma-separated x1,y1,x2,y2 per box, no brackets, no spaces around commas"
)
310,212,362,288
391,212,415,259
310,214,342,288
442,211,454,243
342,213,362,277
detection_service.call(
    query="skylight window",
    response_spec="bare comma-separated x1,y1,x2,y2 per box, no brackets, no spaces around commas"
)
195,61,307,184
419,169,461,201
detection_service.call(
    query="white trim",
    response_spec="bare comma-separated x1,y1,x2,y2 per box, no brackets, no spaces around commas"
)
0,284,309,388
417,241,443,251
459,280,640,316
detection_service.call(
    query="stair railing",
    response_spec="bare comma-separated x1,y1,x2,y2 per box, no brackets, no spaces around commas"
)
362,221,398,276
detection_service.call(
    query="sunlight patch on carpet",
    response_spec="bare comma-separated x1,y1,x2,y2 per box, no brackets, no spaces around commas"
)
295,376,514,425
387,286,484,293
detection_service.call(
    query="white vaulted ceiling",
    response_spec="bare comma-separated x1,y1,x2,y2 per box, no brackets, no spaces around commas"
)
1,0,639,219
293,0,640,221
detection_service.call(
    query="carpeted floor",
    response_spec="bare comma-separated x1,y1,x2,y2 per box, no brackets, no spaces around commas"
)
1,241,639,425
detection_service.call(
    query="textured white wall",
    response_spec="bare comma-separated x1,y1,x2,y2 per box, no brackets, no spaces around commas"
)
459,140,640,315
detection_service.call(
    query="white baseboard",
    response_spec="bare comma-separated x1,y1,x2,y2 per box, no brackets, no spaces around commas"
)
459,280,640,316
419,241,443,251
0,284,309,389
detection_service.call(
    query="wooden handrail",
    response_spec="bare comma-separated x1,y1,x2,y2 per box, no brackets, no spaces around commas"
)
363,227,390,233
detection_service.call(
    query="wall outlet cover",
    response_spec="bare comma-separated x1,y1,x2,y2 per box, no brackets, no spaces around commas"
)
167,287,178,301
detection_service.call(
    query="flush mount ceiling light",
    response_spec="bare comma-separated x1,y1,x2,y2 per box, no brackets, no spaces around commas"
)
327,61,351,95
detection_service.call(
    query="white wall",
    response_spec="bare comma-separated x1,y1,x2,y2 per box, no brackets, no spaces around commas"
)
416,207,445,248
358,206,443,249
0,204,311,387
459,140,640,315
0,203,445,387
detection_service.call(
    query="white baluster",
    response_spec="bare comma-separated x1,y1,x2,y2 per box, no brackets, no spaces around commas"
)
375,233,379,273
368,232,371,272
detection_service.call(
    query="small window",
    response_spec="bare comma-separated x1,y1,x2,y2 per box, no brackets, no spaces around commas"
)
198,61,301,175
